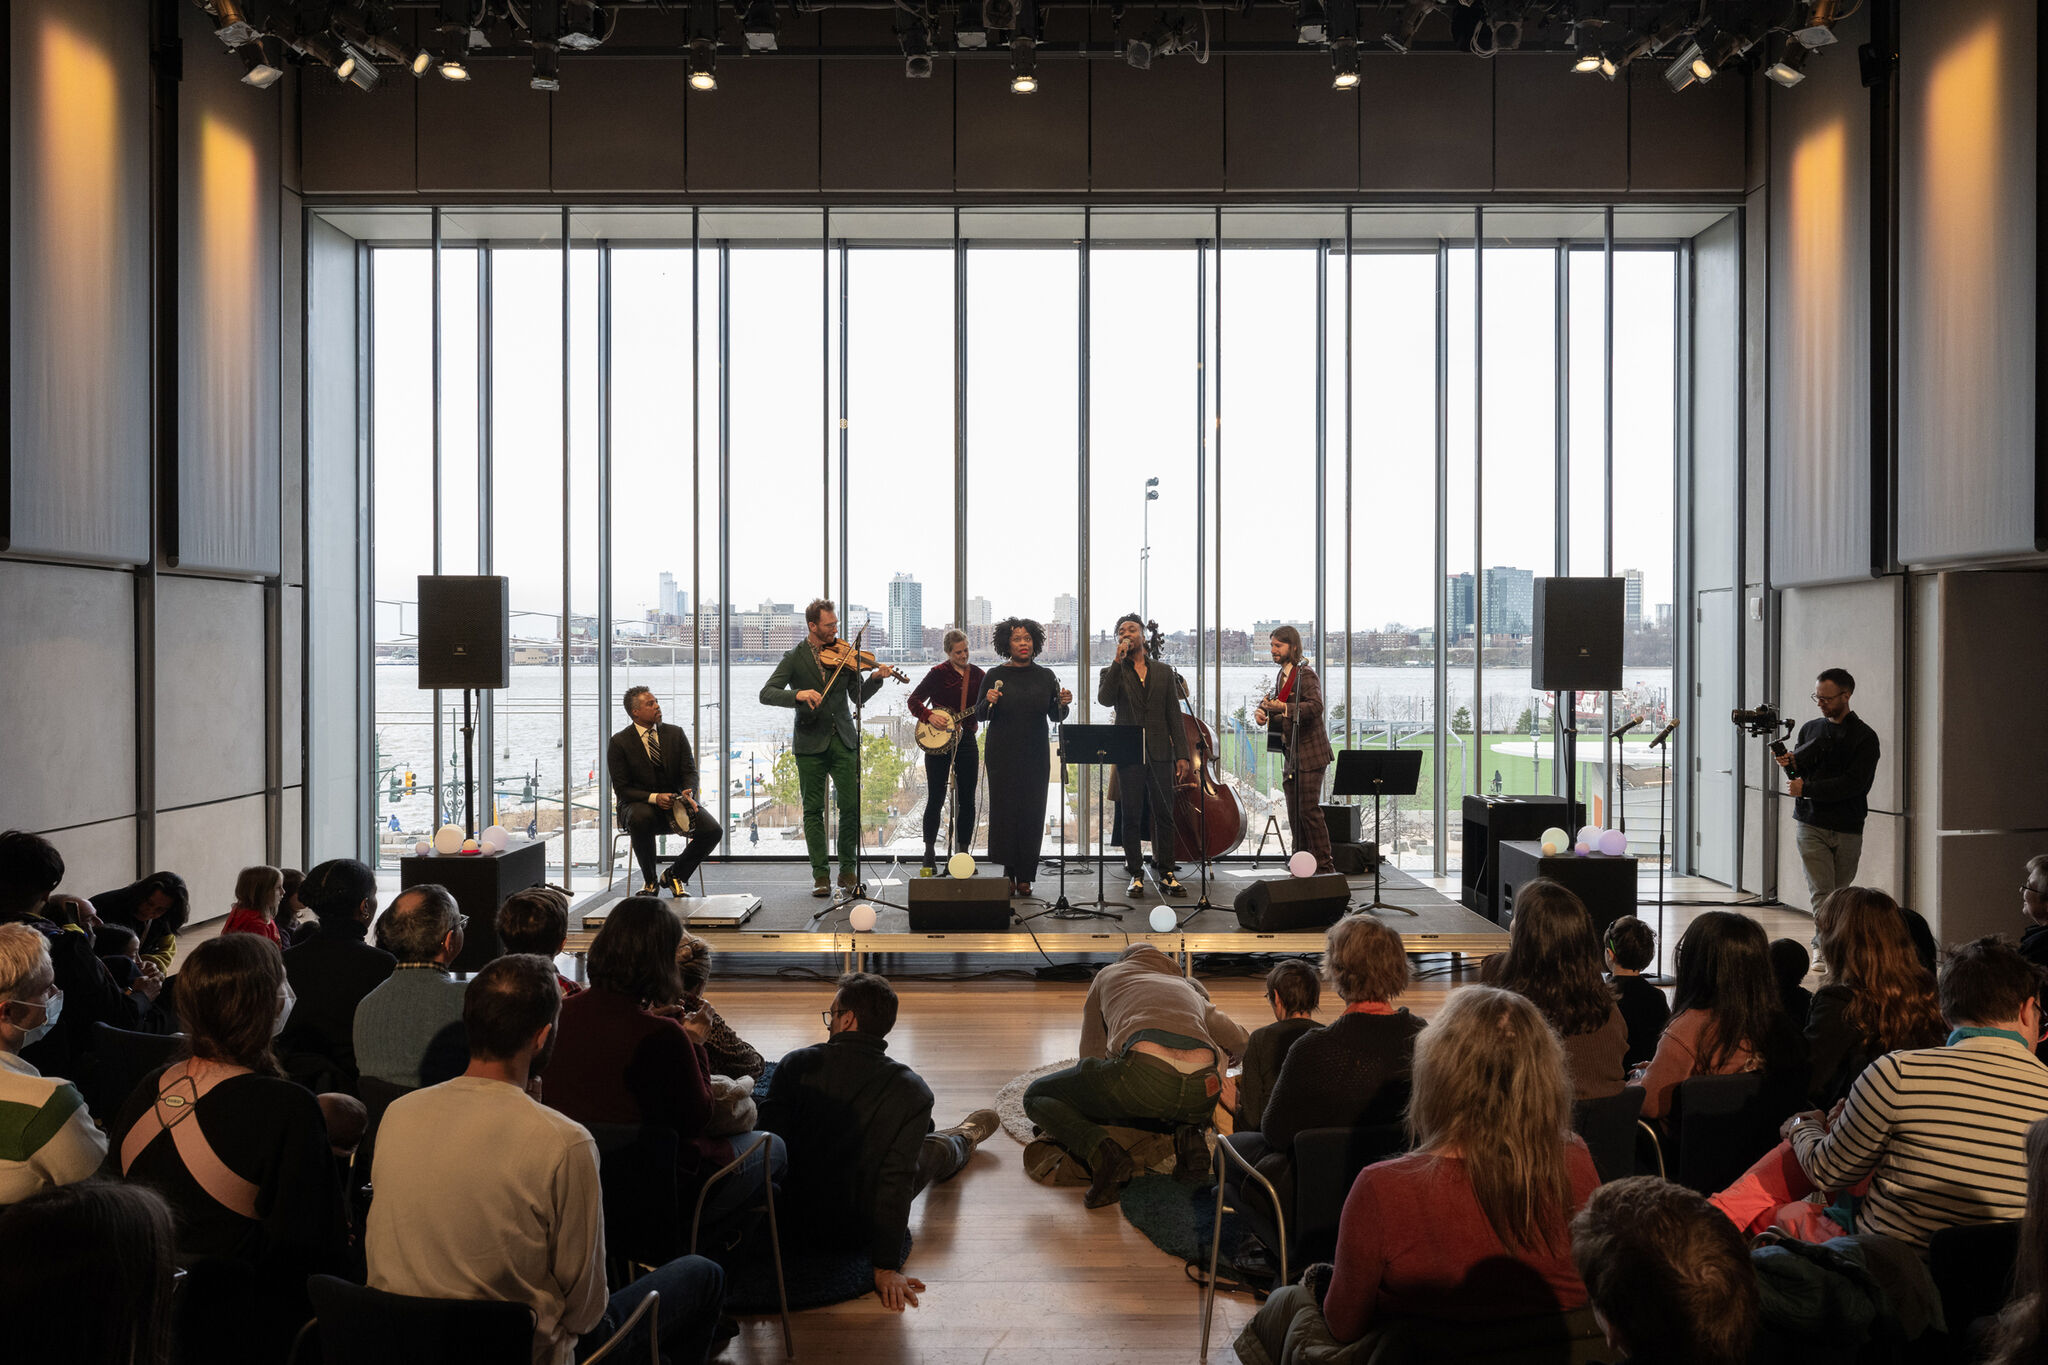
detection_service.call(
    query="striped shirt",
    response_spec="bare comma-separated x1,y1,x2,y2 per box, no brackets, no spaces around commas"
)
1790,1034,2048,1251
0,1051,110,1204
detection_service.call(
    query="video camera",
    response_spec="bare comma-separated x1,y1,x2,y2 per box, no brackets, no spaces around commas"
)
1731,703,1798,774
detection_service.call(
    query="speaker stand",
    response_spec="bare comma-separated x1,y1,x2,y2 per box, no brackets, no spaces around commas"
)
460,688,478,839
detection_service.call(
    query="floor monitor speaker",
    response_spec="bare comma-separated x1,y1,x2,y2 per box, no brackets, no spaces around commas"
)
907,876,1013,932
1233,873,1352,932
417,576,511,691
1531,577,1625,693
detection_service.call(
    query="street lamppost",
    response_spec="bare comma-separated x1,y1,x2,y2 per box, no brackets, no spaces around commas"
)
1141,477,1160,624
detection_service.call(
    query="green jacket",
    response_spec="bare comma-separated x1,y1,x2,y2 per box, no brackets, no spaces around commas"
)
761,642,887,755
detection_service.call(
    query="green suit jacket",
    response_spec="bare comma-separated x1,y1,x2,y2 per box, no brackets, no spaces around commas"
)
761,643,887,755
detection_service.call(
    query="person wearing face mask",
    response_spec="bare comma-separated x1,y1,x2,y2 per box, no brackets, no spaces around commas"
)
105,933,351,1359
0,923,109,1202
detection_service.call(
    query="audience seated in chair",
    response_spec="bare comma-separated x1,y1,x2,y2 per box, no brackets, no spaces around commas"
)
1235,959,1322,1134
90,869,190,976
0,830,163,1080
1803,886,1946,1108
106,933,353,1361
542,896,785,1247
1712,935,2048,1253
277,866,315,947
0,923,109,1201
2015,855,2048,970
758,971,999,1311
497,884,583,1000
1603,915,1670,1070
278,859,395,1096
0,1180,178,1365
367,953,728,1365
221,865,286,946
1986,1117,2048,1365
352,883,469,1090
1224,917,1421,1250
1631,910,1802,1125
96,922,146,990
1769,937,1814,1037
1025,943,1249,1209
1487,879,1629,1100
1570,1176,1758,1365
676,932,765,1082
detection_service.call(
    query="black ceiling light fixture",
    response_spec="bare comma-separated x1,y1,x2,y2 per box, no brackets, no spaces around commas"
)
330,0,430,78
898,7,934,77
686,0,718,90
238,33,288,86
1009,0,1038,92
743,0,780,53
1764,35,1811,86
983,0,1019,32
1382,0,1436,54
955,1,988,49
435,0,475,81
1294,0,1327,46
525,0,562,90
209,0,267,47
1794,0,1844,48
1327,0,1359,90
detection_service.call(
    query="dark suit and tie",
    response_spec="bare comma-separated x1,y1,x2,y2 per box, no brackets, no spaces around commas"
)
607,719,722,890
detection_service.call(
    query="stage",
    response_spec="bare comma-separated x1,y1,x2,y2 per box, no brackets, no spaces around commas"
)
562,860,1509,972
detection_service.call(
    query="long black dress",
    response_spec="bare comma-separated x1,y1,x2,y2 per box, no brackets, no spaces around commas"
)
975,661,1070,884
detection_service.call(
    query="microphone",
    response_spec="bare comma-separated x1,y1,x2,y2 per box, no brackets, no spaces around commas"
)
1608,716,1644,741
1648,719,1680,749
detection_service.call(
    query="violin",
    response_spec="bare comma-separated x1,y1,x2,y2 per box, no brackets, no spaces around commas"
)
817,638,911,686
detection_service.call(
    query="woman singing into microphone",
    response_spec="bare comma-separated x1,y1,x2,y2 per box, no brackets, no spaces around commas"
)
1253,626,1334,874
909,629,985,875
976,617,1072,898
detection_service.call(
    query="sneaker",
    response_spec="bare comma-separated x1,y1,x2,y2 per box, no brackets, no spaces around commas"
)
1174,1123,1212,1181
811,877,832,899
638,883,660,897
1084,1138,1137,1210
665,874,692,898
1126,875,1146,898
937,1108,1001,1148
1160,873,1187,898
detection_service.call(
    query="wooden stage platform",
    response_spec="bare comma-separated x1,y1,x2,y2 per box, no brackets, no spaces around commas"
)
563,860,1509,970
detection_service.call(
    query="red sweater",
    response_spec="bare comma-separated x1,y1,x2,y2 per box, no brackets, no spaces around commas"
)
908,662,985,738
222,906,282,944
1324,1142,1600,1342
541,986,731,1186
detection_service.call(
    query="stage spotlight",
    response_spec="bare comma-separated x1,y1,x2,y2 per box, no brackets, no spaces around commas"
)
955,1,988,49
297,30,348,74
1009,36,1036,92
688,37,718,91
238,34,287,87
1664,41,1701,91
900,15,934,76
559,2,609,51
1795,0,1844,48
983,0,1018,31
1124,34,1152,70
743,0,779,52
338,38,382,90
1382,0,1433,53
1294,0,1326,46
211,0,266,48
531,43,560,90
1330,37,1360,89
436,0,473,80
1765,41,1810,87
1573,27,1604,73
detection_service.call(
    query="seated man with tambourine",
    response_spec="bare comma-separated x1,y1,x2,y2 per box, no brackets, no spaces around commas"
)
908,629,985,876
606,686,721,896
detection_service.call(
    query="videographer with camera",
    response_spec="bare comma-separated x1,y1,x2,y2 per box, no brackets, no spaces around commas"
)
1779,668,1880,904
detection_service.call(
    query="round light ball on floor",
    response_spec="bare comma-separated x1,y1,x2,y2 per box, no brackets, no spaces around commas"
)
1288,850,1317,878
414,840,433,858
1599,829,1628,857
849,903,877,932
1539,827,1569,855
947,852,976,879
432,823,466,855
1149,906,1177,933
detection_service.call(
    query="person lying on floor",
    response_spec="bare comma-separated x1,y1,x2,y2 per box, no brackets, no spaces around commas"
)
1024,943,1250,1209
757,972,999,1311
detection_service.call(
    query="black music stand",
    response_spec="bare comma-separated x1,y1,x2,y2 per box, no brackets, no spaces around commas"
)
1333,749,1424,916
1040,723,1143,922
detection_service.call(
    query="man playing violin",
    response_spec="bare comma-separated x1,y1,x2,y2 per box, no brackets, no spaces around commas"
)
761,599,900,899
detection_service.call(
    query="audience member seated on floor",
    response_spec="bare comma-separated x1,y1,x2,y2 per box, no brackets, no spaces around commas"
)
1987,1117,2048,1365
1571,1177,1758,1365
1235,960,1321,1134
90,869,189,975
1307,986,1601,1344
758,972,1000,1311
368,954,728,1365
0,923,109,1201
1771,937,1815,1035
1224,917,1422,1245
1631,910,1801,1124
676,932,765,1082
1024,943,1251,1209
2017,855,2048,970
1605,916,1670,1070
1711,936,2048,1252
221,865,285,945
543,896,785,1244
278,859,394,1096
497,885,582,1000
107,934,351,1352
0,1181,178,1365
278,866,312,946
96,922,146,989
1804,886,1945,1108
0,830,162,1079
352,883,469,1091
1487,879,1628,1100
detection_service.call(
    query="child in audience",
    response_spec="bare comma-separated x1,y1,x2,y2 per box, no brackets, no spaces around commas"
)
222,865,285,944
1237,960,1322,1132
94,923,145,990
1629,911,1798,1123
1770,937,1814,1031
278,867,313,945
1604,916,1670,1069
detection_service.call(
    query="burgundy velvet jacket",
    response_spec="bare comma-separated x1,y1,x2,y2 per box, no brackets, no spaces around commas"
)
908,662,985,739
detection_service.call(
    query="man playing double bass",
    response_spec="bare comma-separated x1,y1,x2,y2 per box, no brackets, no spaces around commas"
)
1098,615,1191,899
762,599,890,899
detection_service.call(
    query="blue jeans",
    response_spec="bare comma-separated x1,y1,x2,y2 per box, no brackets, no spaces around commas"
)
576,1253,724,1365
695,1131,788,1243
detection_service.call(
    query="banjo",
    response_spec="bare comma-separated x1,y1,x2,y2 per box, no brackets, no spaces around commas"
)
916,707,964,755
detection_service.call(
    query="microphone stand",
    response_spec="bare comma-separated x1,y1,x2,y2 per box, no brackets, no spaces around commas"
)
1648,718,1678,983
846,625,910,914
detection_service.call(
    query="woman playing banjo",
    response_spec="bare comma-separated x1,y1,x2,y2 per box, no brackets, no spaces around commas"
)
908,628,986,875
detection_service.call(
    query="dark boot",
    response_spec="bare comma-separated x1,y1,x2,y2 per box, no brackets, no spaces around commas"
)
1084,1138,1136,1209
1174,1123,1211,1181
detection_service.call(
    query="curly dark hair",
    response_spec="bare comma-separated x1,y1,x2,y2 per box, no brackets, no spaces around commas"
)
993,617,1044,660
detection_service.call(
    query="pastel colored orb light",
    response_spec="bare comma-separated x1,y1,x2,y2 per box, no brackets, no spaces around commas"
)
1577,825,1603,847
1575,840,1593,857
1539,827,1569,857
848,902,878,932
1599,829,1628,857
1149,906,1177,933
481,824,510,850
1288,850,1317,878
432,824,465,855
413,840,432,858
460,838,481,855
947,852,976,879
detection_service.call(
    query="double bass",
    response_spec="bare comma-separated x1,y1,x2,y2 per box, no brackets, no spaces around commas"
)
1140,621,1247,862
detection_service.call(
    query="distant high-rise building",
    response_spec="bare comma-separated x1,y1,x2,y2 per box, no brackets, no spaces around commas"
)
658,571,678,619
1623,569,1644,631
1447,572,1476,639
1654,602,1672,629
1483,567,1534,637
1053,593,1078,631
887,574,923,660
966,596,992,629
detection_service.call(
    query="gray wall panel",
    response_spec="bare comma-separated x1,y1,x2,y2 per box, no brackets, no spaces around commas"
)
1906,572,1941,918
551,59,688,194
1225,58,1359,193
282,188,307,588
306,218,364,860
156,576,268,809
175,0,282,576
1493,55,1626,193
46,817,138,903
955,61,1089,192
157,795,268,932
1694,216,1740,592
1091,58,1225,192
418,62,553,194
300,62,417,195
1937,570,2048,831
0,561,137,832
7,0,153,563
1629,64,1747,192
1936,831,2042,946
284,584,304,787
1358,55,1493,192
821,62,955,193
685,61,821,193
1896,0,2040,565
281,787,304,871
1778,577,1901,815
